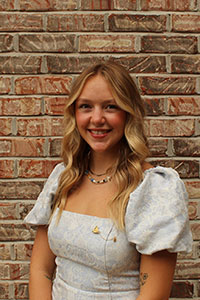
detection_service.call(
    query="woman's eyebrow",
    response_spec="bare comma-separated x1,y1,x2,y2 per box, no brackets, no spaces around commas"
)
77,98,115,103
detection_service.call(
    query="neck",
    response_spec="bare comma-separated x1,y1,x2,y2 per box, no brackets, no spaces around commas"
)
89,151,118,174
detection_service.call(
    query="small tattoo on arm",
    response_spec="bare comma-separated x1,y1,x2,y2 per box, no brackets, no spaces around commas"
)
44,274,52,281
140,272,148,286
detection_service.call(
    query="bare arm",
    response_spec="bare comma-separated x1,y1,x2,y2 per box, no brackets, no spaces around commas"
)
137,250,177,300
29,225,56,300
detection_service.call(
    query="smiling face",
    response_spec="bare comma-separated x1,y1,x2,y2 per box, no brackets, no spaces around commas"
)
75,74,126,155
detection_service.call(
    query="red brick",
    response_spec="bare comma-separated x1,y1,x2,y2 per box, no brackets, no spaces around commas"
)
185,181,200,198
0,244,12,259
0,13,43,31
19,0,77,11
113,55,166,73
0,224,36,241
141,36,197,54
175,261,200,279
144,98,164,115
0,263,10,280
79,34,136,53
188,201,199,220
0,202,33,220
0,97,42,116
0,202,18,220
0,138,46,157
0,160,15,178
149,159,199,178
10,263,29,280
0,55,42,74
191,223,200,240
173,138,200,156
0,181,43,199
46,55,104,74
49,137,62,157
0,118,12,135
0,139,12,155
0,34,14,52
0,282,10,298
172,14,200,32
47,55,166,74
17,117,63,136
82,0,137,10
0,263,10,279
0,0,14,10
170,281,194,298
19,203,34,220
80,0,139,10
44,97,67,115
19,34,76,52
197,281,200,296
0,77,11,94
148,138,168,157
171,55,200,73
141,0,197,11
51,0,77,10
139,76,196,95
18,159,61,178
15,76,72,95
14,282,29,299
80,0,114,10
178,242,200,260
113,0,137,10
177,161,199,179
47,14,104,32
14,243,33,260
145,118,195,137
167,97,200,115
109,14,166,32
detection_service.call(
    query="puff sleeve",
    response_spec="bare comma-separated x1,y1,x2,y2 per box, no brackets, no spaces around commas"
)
24,163,65,225
125,166,193,255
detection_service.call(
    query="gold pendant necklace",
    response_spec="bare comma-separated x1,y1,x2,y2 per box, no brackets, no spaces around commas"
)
92,226,117,242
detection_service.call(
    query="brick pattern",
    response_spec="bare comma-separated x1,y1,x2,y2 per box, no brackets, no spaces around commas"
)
0,1,199,299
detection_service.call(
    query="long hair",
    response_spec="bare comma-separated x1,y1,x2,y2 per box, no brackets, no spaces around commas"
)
50,61,149,229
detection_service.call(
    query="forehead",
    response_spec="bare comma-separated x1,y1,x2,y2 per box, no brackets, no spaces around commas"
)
78,74,113,100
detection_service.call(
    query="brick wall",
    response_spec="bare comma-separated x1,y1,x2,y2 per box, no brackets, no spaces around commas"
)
0,0,200,299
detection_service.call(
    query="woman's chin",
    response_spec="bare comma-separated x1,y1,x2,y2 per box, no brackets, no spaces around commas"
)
89,145,118,155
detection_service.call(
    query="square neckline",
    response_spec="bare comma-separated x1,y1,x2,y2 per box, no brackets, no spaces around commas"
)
56,207,111,220
59,166,160,220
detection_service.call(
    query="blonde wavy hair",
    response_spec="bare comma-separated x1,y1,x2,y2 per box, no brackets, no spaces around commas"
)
50,61,149,229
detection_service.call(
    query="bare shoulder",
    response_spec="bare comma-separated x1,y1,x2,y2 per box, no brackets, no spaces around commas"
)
142,161,154,172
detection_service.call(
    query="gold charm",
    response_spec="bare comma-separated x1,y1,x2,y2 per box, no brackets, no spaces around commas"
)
92,226,100,234
92,226,117,242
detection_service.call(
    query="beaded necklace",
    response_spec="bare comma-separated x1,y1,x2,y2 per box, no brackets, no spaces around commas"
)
84,170,112,184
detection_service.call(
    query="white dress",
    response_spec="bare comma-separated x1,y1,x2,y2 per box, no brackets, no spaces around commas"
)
24,163,193,300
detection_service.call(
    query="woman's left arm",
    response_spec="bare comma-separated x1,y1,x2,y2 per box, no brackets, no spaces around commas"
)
137,250,177,300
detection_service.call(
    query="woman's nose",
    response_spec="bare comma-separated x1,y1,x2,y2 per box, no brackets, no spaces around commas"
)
91,108,105,125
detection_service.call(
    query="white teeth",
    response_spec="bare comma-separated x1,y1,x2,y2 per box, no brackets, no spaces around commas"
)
91,130,107,135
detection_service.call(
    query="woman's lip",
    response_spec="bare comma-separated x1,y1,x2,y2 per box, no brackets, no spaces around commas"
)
88,129,111,137
88,129,110,132
88,129,111,133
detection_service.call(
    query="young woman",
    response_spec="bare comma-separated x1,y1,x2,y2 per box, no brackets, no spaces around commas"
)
25,61,192,300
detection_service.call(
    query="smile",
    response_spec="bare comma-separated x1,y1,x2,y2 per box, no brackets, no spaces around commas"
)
89,130,111,135
88,129,112,138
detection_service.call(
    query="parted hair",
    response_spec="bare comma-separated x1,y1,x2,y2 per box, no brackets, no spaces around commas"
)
50,61,149,229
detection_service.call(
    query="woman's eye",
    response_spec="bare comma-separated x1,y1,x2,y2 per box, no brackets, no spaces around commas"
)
79,104,91,109
106,104,118,110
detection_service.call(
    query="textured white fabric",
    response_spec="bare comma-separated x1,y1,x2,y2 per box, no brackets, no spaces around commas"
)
24,163,193,299
125,166,192,254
